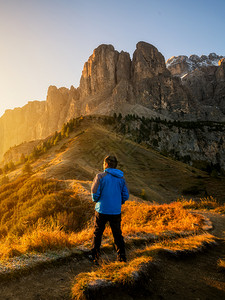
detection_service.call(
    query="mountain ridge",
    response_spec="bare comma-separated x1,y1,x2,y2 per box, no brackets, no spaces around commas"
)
0,41,225,162
166,53,225,78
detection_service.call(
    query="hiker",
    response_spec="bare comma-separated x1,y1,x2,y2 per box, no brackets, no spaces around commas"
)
91,155,129,263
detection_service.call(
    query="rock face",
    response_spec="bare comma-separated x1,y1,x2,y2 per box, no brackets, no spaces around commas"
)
132,42,167,82
181,60,225,120
0,86,80,158
0,42,225,162
78,44,133,115
77,42,192,118
0,101,46,159
125,118,225,171
79,44,119,97
131,42,190,116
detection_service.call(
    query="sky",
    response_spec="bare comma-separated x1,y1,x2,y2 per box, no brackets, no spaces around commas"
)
0,0,225,117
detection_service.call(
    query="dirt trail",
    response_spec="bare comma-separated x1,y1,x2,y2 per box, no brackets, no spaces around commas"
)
150,211,225,300
0,256,99,300
0,212,225,300
152,242,225,300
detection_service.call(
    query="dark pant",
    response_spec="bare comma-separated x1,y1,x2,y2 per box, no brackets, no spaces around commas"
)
92,211,126,260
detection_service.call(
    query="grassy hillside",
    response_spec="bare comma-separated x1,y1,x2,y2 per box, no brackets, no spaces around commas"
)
1,115,225,203
0,116,225,299
32,116,225,203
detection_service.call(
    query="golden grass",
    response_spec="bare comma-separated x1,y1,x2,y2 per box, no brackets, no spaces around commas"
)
179,196,225,215
0,175,95,260
218,259,225,269
178,196,220,210
0,225,95,260
71,256,152,300
121,201,204,235
215,205,225,214
70,202,209,300
134,233,215,257
0,178,205,261
0,174,206,262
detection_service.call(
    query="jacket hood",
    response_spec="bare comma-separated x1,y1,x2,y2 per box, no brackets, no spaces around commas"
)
104,168,124,178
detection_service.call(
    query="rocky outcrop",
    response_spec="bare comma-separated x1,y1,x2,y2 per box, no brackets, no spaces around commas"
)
132,42,167,82
77,42,192,118
131,42,191,117
121,117,225,171
0,85,80,159
78,44,133,115
152,124,225,171
80,44,119,97
0,101,46,159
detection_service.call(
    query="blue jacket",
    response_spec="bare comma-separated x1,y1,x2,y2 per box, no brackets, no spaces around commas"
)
91,168,129,215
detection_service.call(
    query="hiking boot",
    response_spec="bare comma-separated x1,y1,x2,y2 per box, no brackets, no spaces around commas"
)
86,249,100,265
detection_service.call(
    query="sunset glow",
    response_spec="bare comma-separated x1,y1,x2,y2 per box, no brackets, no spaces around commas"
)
1,0,225,117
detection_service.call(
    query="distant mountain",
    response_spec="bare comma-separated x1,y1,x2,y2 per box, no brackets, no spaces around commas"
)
166,53,225,78
166,54,225,120
0,42,225,161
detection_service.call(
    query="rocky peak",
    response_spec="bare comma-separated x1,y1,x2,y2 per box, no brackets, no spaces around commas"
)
166,53,225,78
47,85,70,107
79,44,120,98
132,42,167,82
130,42,189,115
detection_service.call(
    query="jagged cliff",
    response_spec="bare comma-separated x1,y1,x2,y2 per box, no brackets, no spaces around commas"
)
77,42,191,118
0,41,225,161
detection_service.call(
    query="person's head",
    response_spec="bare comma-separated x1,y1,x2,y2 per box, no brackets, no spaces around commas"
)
103,155,118,169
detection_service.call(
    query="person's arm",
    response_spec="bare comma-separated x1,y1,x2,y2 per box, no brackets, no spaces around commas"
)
91,174,102,202
121,179,129,204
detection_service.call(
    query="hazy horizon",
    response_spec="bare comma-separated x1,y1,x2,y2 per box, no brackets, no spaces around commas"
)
1,0,225,117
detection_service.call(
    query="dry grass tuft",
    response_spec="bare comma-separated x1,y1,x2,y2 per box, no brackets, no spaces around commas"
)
178,196,220,210
215,205,225,214
218,259,225,269
0,226,91,260
71,256,152,300
120,201,204,235
134,233,215,258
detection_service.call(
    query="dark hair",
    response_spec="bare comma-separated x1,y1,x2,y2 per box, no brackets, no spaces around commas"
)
104,155,118,168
